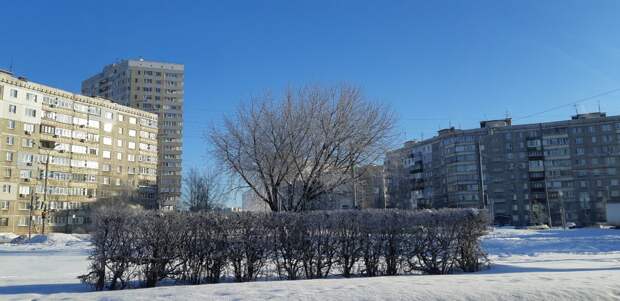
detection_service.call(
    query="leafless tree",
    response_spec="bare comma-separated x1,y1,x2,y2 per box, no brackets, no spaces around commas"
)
210,84,394,211
182,167,225,212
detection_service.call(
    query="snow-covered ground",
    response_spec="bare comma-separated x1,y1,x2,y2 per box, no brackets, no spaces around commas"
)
1,228,619,301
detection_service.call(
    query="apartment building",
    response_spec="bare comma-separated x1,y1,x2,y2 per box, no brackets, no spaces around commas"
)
0,71,158,234
386,113,620,226
81,59,183,210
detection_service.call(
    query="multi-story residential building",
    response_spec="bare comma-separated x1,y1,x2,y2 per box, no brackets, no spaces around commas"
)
386,113,620,227
355,164,386,209
0,70,158,234
81,59,183,210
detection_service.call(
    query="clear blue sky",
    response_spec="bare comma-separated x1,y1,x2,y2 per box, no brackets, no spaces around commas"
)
2,0,620,184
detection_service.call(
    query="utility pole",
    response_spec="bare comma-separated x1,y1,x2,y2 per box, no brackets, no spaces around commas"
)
41,153,50,235
559,191,567,229
539,124,553,227
352,164,357,209
477,141,486,210
28,193,34,240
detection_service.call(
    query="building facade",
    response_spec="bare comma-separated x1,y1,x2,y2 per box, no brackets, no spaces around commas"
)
386,114,620,227
0,71,158,234
81,59,183,210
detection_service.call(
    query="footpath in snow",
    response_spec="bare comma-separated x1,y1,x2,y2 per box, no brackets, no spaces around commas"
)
1,228,620,301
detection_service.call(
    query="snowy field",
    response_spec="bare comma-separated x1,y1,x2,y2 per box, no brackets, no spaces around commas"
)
1,228,620,301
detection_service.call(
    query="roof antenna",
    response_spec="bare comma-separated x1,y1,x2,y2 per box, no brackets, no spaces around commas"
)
9,57,13,73
598,100,601,113
505,110,511,119
574,104,579,115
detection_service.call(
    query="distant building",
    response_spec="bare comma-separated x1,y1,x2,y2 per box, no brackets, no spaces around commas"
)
241,189,269,212
82,59,184,210
386,113,620,227
356,164,386,209
0,71,158,234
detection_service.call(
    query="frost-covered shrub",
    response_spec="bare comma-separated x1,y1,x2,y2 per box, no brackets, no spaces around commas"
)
178,212,228,284
81,208,488,290
299,211,338,279
332,210,363,278
271,212,305,280
225,212,271,282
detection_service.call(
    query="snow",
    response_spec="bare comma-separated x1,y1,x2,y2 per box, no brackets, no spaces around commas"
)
0,233,18,244
1,229,620,300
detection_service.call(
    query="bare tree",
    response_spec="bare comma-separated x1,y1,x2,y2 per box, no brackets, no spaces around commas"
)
182,167,225,212
210,84,394,211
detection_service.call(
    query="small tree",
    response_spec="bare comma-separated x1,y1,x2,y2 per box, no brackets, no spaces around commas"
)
183,167,225,212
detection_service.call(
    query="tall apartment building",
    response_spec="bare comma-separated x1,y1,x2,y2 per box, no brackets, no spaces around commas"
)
386,113,620,227
81,59,183,209
0,71,158,234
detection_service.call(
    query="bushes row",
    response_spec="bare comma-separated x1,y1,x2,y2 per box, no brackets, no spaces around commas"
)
80,208,489,290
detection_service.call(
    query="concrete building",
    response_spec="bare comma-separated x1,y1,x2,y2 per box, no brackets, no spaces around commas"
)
0,71,158,234
81,59,183,210
355,164,386,209
386,113,620,227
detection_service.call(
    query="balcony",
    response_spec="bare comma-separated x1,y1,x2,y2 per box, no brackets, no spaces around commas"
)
413,179,425,190
527,150,544,158
409,161,423,173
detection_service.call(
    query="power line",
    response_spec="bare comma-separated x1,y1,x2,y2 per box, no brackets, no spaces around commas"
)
514,87,620,120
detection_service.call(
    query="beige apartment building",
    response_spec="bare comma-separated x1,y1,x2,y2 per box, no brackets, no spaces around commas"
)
0,70,158,235
82,59,183,210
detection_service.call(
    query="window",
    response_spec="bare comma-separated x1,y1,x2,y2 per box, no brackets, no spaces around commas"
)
129,117,136,124
2,184,11,193
117,139,123,147
115,178,121,186
4,168,11,177
127,154,135,162
103,137,112,145
128,142,135,149
24,123,34,133
104,111,113,119
17,216,28,226
19,170,31,179
118,114,124,122
0,201,9,210
8,105,17,113
22,138,34,148
102,150,111,159
26,93,37,102
103,123,113,132
6,152,14,162
0,217,7,226
25,108,37,117
128,129,136,137
118,127,124,135
7,120,15,129
10,89,18,98
102,164,111,172
18,186,31,195
116,152,122,160
102,177,110,185
5,136,14,145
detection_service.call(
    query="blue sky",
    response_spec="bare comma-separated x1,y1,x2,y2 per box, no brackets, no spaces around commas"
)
2,1,620,189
